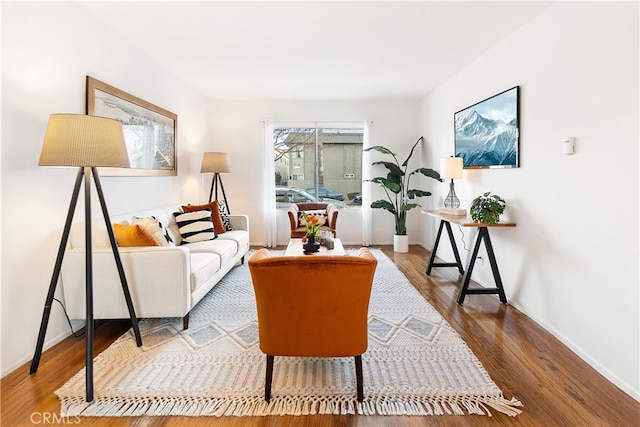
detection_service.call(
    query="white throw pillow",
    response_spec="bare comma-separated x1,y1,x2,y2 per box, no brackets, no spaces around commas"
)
132,216,174,246
298,210,328,227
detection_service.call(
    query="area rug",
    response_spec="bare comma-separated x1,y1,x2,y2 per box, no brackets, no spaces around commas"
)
56,249,522,418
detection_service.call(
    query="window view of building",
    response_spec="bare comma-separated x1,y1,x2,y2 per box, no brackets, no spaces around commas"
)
274,127,363,208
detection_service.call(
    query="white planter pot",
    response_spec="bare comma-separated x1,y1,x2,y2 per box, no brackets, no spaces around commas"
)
393,234,409,253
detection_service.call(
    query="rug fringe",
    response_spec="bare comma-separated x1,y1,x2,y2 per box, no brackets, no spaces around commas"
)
58,394,523,418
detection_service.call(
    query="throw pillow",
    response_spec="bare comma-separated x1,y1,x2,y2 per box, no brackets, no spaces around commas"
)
217,200,233,231
298,210,328,227
181,201,226,234
173,209,217,244
132,216,174,246
113,224,161,247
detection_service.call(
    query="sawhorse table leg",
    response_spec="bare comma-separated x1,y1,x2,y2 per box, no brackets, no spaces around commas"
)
457,227,508,305
426,220,464,275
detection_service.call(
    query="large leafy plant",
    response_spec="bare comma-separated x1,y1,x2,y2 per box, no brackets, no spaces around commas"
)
365,137,441,235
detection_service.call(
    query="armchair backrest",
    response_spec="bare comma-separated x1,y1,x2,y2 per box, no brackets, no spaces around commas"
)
248,248,377,357
287,202,339,232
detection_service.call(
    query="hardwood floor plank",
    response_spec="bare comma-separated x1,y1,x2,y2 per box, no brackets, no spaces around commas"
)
2,245,638,426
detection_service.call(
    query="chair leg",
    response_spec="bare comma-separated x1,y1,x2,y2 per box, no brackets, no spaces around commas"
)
265,355,274,402
355,355,364,402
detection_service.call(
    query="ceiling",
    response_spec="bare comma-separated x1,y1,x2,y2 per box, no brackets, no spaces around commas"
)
81,1,552,101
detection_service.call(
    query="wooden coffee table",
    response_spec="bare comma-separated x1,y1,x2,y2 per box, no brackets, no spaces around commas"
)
284,238,347,257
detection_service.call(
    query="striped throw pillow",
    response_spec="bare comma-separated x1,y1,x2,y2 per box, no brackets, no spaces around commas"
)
173,209,216,244
217,200,233,231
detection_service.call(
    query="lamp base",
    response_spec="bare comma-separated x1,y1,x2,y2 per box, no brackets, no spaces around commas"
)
439,207,467,216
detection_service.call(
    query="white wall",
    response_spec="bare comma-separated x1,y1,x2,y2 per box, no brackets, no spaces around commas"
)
419,2,639,399
1,2,211,375
207,99,420,246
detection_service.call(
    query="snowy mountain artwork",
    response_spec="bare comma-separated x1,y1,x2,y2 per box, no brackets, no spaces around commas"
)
454,86,519,168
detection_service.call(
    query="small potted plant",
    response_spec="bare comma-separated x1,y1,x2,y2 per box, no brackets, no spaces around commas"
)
469,192,506,224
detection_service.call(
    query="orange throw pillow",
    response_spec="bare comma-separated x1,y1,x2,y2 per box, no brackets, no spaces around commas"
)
182,201,226,234
113,224,160,247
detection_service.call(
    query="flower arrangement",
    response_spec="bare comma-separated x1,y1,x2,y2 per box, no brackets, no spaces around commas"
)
301,211,322,242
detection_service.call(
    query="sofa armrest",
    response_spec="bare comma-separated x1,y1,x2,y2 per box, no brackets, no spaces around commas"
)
229,214,249,232
61,246,192,319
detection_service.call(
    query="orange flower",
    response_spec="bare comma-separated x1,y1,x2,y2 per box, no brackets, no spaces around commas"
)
302,211,322,237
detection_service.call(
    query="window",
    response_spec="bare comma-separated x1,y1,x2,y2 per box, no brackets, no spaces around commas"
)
274,125,363,208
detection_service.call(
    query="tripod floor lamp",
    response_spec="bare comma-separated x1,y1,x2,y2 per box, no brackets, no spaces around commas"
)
201,152,231,210
30,114,142,402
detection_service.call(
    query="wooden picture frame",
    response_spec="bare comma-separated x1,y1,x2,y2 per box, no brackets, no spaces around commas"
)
86,76,178,176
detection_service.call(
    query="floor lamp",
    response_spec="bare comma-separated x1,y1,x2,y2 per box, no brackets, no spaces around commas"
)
30,114,142,402
201,152,231,211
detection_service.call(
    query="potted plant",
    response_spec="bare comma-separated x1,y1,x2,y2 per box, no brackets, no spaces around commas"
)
469,192,506,224
365,137,441,252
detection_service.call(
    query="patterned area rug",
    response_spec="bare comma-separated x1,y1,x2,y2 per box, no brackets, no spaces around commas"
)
56,249,522,417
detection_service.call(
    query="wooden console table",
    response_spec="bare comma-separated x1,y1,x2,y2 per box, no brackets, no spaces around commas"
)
422,210,516,305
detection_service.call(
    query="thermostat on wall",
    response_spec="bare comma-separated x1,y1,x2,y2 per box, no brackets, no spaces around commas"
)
563,138,576,155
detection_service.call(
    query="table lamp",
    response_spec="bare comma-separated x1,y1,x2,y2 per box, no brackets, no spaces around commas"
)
30,114,142,402
201,151,231,211
439,156,466,216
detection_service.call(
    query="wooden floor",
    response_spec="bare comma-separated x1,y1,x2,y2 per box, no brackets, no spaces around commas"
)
3,245,639,426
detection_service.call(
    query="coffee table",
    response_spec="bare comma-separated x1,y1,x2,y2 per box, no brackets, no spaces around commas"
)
284,238,347,257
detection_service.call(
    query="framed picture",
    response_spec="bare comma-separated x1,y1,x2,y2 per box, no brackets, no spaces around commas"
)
454,86,519,169
86,76,178,176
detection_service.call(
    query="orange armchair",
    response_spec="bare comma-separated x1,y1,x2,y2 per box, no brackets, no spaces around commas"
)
248,248,377,402
288,202,339,238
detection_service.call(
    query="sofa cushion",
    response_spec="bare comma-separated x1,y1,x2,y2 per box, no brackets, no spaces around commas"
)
190,253,221,293
113,224,160,247
217,230,250,255
182,201,226,235
173,209,217,244
187,239,237,267
132,216,174,246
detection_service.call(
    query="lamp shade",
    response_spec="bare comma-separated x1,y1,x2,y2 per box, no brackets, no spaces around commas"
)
201,152,231,173
39,114,129,168
440,156,463,179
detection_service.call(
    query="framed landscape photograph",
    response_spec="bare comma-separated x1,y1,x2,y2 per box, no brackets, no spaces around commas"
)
86,76,178,176
454,86,519,169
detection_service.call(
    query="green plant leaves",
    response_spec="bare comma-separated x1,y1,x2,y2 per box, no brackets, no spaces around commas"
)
370,176,401,193
365,137,442,234
371,199,395,213
407,189,431,198
412,168,442,182
469,192,506,224
401,137,423,167
364,146,396,156
401,203,419,211
372,160,404,176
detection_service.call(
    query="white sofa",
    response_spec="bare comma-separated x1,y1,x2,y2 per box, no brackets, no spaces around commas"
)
60,204,250,329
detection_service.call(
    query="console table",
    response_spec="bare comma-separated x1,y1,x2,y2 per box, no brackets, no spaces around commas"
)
422,210,516,305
